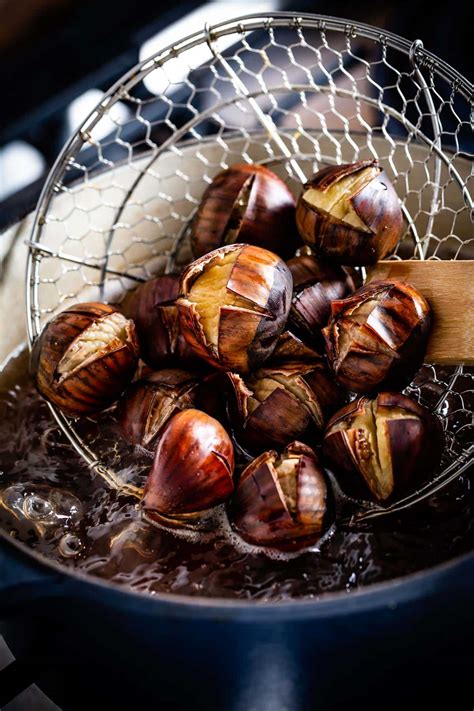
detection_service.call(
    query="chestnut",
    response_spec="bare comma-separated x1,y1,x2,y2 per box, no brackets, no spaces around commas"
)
287,249,355,343
121,274,196,369
190,163,299,260
269,330,324,366
323,279,431,393
296,160,403,265
323,392,444,502
177,244,293,373
228,361,343,453
31,302,139,416
229,441,330,550
143,409,234,523
118,368,220,449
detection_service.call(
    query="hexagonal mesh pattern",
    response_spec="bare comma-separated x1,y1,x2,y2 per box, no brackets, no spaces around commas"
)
26,13,473,515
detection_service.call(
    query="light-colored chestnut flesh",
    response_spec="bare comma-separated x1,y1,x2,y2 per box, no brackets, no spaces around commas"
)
142,409,235,520
177,244,293,373
296,160,404,265
230,441,329,550
227,359,343,453
30,302,139,416
190,163,299,260
323,280,431,393
323,392,444,502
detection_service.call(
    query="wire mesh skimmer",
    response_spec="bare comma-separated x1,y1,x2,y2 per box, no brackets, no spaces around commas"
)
26,12,473,526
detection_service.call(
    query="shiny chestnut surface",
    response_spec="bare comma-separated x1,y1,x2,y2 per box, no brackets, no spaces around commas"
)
296,160,403,265
177,243,293,373
143,409,234,518
228,359,343,453
190,163,299,260
31,302,139,416
323,391,444,502
287,250,355,343
323,279,431,393
230,441,330,550
121,274,196,369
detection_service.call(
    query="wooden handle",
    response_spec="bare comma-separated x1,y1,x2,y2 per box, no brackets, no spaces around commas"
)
367,260,474,365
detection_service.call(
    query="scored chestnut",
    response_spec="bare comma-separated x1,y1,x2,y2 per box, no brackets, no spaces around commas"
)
31,302,139,416
228,361,343,453
229,441,330,550
177,244,293,373
118,368,220,449
287,249,355,344
190,163,299,260
323,392,444,502
323,279,431,393
143,409,234,524
296,160,403,265
121,274,196,369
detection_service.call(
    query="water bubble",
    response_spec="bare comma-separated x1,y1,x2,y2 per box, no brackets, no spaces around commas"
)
59,533,82,558
23,494,53,520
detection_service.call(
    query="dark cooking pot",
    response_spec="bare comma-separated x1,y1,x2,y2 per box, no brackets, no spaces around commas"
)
1,530,473,710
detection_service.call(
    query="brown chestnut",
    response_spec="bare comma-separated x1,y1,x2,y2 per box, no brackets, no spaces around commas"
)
287,250,355,343
118,368,220,449
228,361,343,453
143,409,234,523
269,330,324,366
177,244,293,373
190,163,299,260
323,392,444,502
31,302,139,416
121,274,196,369
323,280,431,393
296,160,403,265
229,441,329,550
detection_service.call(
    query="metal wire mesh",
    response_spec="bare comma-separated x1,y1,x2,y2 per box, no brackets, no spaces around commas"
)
26,13,473,515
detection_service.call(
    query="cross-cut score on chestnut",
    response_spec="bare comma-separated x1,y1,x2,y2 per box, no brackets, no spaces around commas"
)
323,392,444,502
31,302,139,416
228,360,343,452
296,161,404,265
323,280,431,393
177,244,293,373
229,441,330,550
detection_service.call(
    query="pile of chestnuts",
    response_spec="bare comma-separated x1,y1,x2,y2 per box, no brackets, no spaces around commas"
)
31,160,444,552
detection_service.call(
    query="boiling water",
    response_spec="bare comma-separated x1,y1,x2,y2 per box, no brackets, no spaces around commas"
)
1,347,473,601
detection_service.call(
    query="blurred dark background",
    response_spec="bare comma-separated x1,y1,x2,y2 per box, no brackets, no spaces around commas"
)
0,0,472,229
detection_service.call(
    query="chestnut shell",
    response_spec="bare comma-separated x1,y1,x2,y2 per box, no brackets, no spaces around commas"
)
323,391,444,502
177,243,293,373
190,163,300,260
228,360,343,453
287,251,355,343
229,441,330,550
296,160,404,265
323,279,432,393
121,274,196,369
143,409,235,517
31,302,139,416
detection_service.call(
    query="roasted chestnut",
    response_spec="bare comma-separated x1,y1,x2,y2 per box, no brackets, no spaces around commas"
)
229,441,330,550
143,409,234,523
31,302,139,416
296,160,403,265
177,244,293,373
323,280,431,393
269,330,324,366
190,163,299,260
121,274,196,369
118,368,220,449
323,392,444,502
228,361,343,453
287,249,355,343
